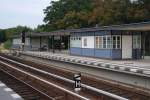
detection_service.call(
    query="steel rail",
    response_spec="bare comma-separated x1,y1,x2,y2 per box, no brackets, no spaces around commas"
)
0,55,129,100
22,51,150,78
0,60,90,100
0,68,55,100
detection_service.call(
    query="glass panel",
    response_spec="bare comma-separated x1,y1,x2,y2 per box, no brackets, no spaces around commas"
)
95,37,99,48
103,36,107,48
79,37,81,40
99,37,103,49
133,36,136,49
133,35,141,49
107,36,111,49
113,36,116,49
117,36,120,49
84,38,87,47
137,35,141,48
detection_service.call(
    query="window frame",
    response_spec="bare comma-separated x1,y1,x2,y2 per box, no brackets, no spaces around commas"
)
95,35,121,49
133,35,141,49
112,35,121,49
95,36,103,49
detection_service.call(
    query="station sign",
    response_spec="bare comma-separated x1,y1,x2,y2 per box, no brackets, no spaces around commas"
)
74,73,81,92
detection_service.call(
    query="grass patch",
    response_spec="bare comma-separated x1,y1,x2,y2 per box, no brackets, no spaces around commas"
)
3,40,12,49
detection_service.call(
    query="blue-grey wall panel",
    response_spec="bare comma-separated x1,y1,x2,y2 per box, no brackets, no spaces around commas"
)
95,31,110,36
111,31,141,35
24,45,32,51
94,49,112,58
71,32,95,36
70,47,123,59
71,32,82,36
132,49,142,59
112,49,122,59
11,44,31,50
81,32,95,36
71,30,110,36
11,44,20,49
82,48,95,56
70,47,82,55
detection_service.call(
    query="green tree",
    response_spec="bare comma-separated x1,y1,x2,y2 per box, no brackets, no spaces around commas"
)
43,0,93,31
34,25,45,32
43,0,150,31
0,30,6,43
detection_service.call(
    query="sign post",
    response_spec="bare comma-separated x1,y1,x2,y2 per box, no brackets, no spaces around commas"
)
21,31,25,51
74,73,81,92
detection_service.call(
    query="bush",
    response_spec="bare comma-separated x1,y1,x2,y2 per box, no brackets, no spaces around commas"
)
3,40,12,49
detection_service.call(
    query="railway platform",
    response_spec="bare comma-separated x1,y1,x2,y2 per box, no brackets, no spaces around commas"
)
0,81,23,100
17,51,150,90
22,51,150,76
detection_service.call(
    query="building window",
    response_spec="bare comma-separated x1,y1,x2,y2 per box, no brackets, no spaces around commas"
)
103,36,107,48
113,36,116,49
95,37,99,48
71,37,74,40
117,36,121,49
84,38,87,47
95,36,103,49
99,37,103,48
107,36,112,49
112,36,121,49
95,35,121,49
133,35,141,49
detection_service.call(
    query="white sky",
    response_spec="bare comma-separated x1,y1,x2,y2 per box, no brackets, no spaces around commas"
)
0,0,56,29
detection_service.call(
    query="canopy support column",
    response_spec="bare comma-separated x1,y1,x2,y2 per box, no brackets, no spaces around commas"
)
40,36,42,52
52,35,55,53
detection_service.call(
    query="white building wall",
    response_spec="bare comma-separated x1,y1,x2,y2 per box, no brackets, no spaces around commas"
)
31,38,40,48
41,37,48,47
25,38,30,45
122,35,132,59
13,38,30,46
13,38,21,45
82,36,94,48
70,37,82,48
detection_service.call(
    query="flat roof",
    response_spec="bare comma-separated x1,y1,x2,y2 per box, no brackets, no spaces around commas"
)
30,30,70,37
70,21,150,33
13,21,150,38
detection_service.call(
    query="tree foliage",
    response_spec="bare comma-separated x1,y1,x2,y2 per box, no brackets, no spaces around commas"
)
0,26,32,43
43,0,150,31
43,0,93,31
3,40,11,49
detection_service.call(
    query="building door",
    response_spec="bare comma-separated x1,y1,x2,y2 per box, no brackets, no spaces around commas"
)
142,33,150,59
122,35,132,59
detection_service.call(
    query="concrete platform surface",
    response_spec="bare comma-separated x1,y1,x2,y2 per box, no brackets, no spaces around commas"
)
0,81,23,100
22,51,150,75
25,51,150,68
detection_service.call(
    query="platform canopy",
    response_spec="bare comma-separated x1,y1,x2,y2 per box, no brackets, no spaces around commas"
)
29,30,70,37
26,21,150,37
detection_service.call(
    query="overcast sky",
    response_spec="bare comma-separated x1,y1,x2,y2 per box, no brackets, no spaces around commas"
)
0,0,135,29
0,0,56,29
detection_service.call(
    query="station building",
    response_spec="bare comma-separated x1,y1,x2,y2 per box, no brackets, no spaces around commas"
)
12,35,30,50
12,22,150,60
70,26,142,60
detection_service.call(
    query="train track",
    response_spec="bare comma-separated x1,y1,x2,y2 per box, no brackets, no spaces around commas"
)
0,69,54,100
0,54,150,100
